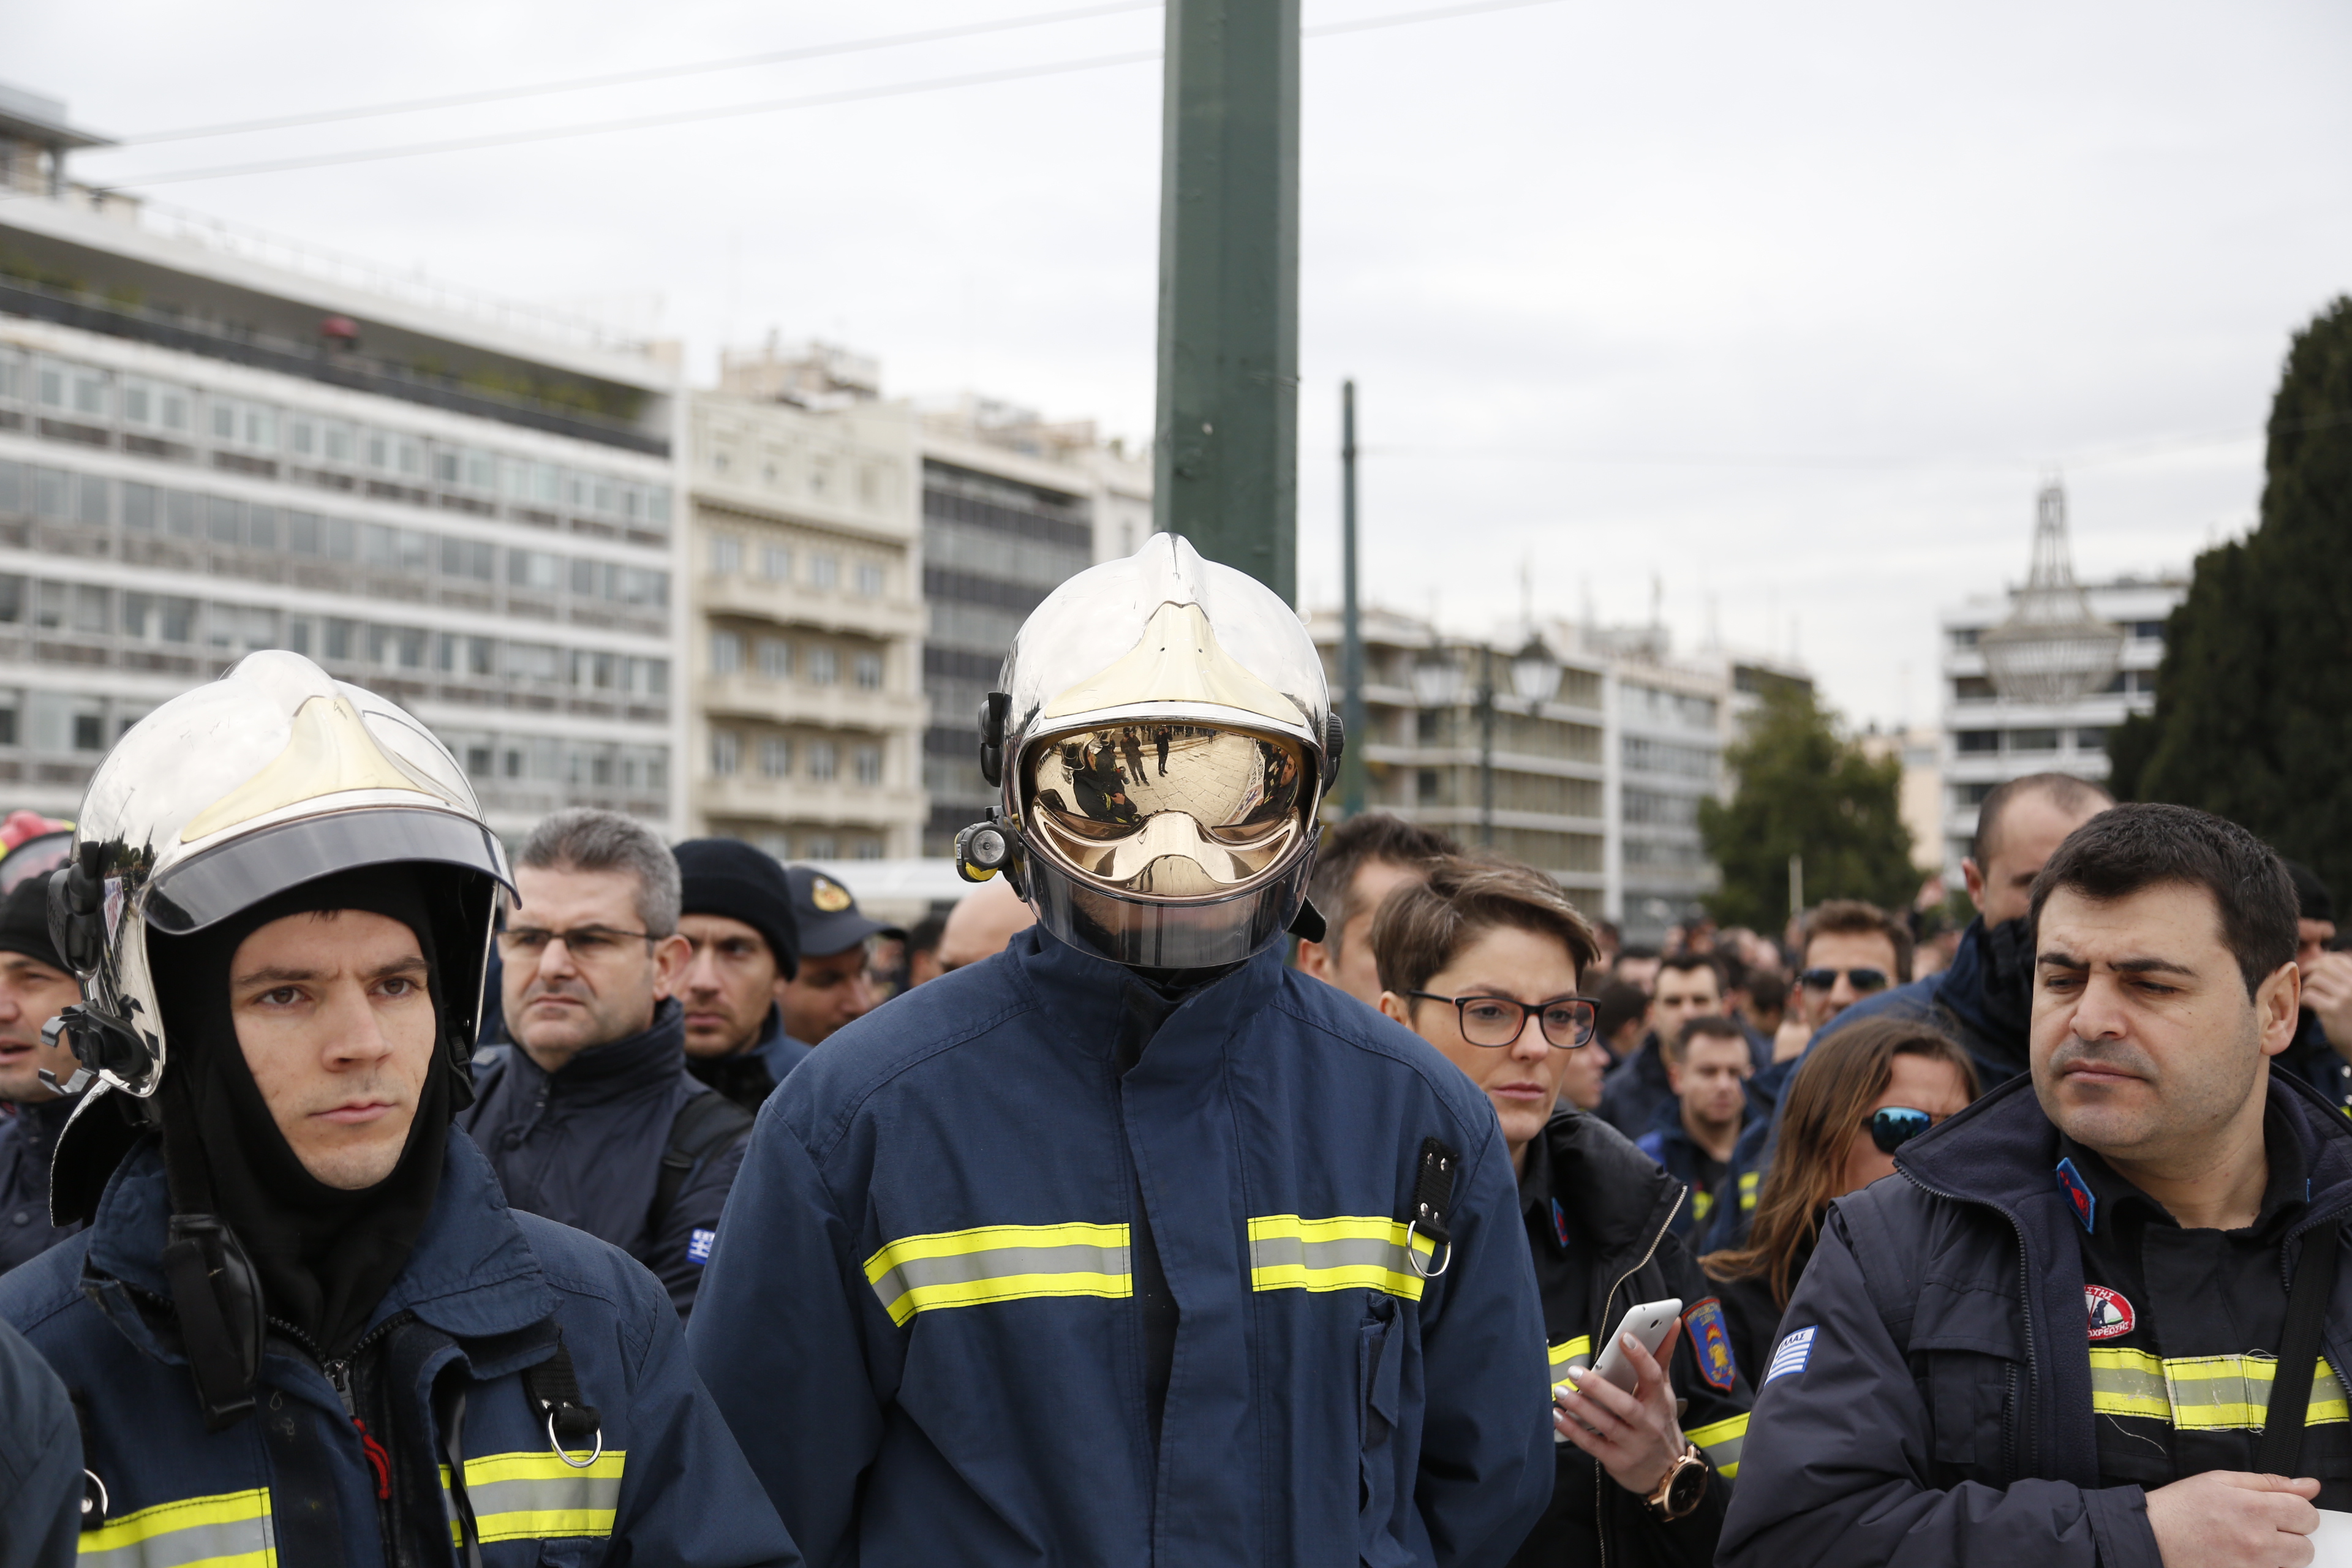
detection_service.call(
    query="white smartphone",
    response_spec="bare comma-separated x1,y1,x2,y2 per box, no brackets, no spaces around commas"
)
1566,1297,1683,1400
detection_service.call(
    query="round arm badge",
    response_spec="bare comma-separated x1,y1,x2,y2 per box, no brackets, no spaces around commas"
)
2085,1284,2135,1341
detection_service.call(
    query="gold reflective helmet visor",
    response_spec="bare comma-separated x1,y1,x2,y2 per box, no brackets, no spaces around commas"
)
1025,723,1307,900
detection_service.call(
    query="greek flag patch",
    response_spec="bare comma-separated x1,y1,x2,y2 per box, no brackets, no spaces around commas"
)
687,1227,717,1266
1765,1326,1817,1384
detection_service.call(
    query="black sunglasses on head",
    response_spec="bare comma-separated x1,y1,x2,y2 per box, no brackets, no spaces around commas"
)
1865,1106,1942,1155
1800,966,1890,993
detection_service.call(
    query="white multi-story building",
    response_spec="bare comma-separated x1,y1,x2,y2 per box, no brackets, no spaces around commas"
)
688,352,926,860
1308,608,1808,939
1937,575,2185,877
0,89,686,839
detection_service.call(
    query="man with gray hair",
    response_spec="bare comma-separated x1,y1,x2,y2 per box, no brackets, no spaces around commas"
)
458,808,753,1317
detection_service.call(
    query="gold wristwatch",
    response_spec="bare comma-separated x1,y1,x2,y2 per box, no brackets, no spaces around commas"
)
1642,1442,1708,1521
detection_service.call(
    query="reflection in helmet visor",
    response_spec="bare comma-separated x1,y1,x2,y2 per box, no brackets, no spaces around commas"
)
1027,724,1306,898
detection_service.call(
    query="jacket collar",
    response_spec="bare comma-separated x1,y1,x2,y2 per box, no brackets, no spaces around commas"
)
1009,924,1286,1064
508,998,688,1103
1898,1064,2352,1226
1538,1108,1686,1262
86,1132,560,1349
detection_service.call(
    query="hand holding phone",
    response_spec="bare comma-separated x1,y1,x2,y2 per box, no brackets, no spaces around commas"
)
1561,1297,1681,1404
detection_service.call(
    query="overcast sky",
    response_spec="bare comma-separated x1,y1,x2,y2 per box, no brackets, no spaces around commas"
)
15,0,2350,726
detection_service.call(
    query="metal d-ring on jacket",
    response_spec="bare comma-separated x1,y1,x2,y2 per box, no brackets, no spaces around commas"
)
0,1133,799,1568
688,925,1557,1568
1718,1071,2352,1568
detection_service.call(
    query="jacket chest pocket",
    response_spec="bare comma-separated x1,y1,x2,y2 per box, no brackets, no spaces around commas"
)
1357,1295,1415,1568
1910,1278,2026,1486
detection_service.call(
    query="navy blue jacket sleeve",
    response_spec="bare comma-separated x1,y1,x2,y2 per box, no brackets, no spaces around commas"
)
1414,1115,1556,1567
689,1110,880,1567
0,1314,80,1568
601,1238,804,1566
1717,1207,2160,1568
650,1131,748,1319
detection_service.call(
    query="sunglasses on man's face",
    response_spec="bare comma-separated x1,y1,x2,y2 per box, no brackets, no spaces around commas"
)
1800,966,1890,993
1864,1106,1943,1155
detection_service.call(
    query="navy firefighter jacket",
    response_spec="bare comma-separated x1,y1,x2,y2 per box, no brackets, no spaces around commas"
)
0,1132,800,1568
689,924,1557,1568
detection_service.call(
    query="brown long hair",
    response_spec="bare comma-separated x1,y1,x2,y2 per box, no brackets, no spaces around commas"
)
1701,1016,1979,1309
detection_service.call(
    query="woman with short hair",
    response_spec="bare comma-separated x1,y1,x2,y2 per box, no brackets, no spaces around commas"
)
1372,856,1751,1568
1700,1016,1978,1381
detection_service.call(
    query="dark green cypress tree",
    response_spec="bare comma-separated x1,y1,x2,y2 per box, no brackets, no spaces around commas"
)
1699,683,1918,930
2109,296,2352,895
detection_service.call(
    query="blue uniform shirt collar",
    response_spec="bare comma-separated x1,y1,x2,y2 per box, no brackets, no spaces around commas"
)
1009,923,1287,1061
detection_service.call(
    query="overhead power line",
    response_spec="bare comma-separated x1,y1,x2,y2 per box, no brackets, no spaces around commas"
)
89,0,1569,189
106,1,1162,147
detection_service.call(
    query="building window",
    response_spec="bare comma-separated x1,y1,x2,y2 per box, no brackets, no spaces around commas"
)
808,647,839,686
811,555,839,590
853,652,883,690
809,741,839,782
712,451,731,475
852,839,883,861
854,562,884,597
710,630,743,675
2076,726,2109,752
2007,728,2060,753
72,714,104,752
761,737,793,777
1956,729,1999,754
761,545,792,581
758,831,790,859
805,834,837,860
709,535,741,575
1950,627,1981,649
757,638,791,678
710,729,741,776
1956,781,1997,807
1952,676,1996,703
1417,769,1444,804
854,745,883,786
2130,620,2166,641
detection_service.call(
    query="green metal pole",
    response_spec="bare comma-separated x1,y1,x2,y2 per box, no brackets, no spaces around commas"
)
1340,380,1366,815
1153,0,1300,601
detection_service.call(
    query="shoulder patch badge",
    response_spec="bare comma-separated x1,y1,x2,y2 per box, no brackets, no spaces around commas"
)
1765,1325,1816,1385
2056,1156,2096,1235
687,1227,717,1266
1684,1298,1738,1391
2085,1284,2135,1341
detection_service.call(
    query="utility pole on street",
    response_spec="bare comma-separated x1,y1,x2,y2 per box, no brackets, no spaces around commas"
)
1152,0,1300,601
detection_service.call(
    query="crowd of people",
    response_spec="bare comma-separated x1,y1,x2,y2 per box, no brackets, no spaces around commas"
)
0,529,2348,1568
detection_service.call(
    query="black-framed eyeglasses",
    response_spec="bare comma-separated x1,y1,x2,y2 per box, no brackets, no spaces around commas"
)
1407,991,1597,1049
495,925,658,962
1864,1106,1943,1155
1800,966,1890,993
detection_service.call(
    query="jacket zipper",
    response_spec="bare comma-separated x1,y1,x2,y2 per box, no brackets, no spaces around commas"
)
1594,1182,1687,1568
276,1314,411,1503
1894,1170,2037,1479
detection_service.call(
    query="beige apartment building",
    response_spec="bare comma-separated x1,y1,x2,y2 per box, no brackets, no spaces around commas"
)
688,345,925,859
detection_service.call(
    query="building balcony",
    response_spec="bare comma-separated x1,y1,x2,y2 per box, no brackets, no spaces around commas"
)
695,772,925,827
697,574,924,640
698,672,923,729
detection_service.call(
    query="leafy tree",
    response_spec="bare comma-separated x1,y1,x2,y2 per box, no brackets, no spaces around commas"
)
2109,296,2352,895
1700,683,1918,929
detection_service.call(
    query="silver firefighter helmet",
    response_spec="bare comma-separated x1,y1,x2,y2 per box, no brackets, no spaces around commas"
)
963,531,1340,970
48,649,512,1104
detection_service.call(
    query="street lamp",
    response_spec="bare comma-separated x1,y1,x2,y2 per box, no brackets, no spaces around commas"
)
1415,635,1561,848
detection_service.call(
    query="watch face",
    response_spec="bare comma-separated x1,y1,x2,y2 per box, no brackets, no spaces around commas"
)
1665,1458,1708,1515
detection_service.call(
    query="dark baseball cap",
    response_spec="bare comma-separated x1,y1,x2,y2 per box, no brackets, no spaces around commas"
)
785,865,901,958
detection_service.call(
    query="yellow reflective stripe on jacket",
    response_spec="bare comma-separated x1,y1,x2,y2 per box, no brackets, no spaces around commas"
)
2089,1347,2350,1430
1686,1412,1748,1479
1691,1189,1715,1225
864,1223,1131,1325
1548,1336,1593,1379
1247,1215,1435,1301
1738,1170,1758,1214
441,1450,627,1545
78,1486,274,1568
